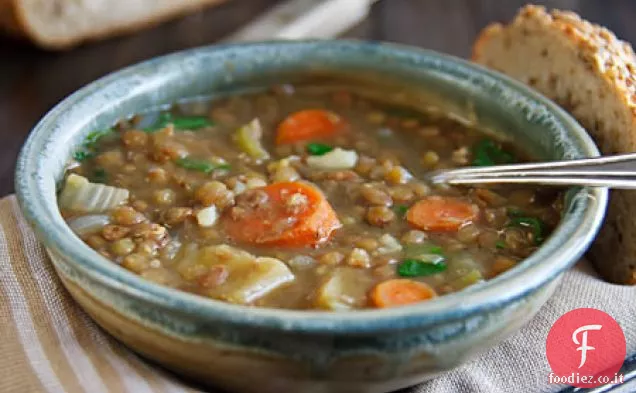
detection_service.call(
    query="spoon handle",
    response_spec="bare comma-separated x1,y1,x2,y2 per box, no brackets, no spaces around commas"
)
429,153,636,189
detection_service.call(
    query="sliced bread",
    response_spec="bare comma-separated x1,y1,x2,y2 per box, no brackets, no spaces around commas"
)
0,0,226,49
473,4,636,285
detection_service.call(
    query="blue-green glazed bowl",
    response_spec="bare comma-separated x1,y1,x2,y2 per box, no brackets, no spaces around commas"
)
15,41,607,393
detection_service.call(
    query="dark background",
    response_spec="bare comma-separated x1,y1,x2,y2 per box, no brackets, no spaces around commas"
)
2,0,636,196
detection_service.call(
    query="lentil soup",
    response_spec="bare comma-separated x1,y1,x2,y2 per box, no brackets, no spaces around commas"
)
58,84,563,310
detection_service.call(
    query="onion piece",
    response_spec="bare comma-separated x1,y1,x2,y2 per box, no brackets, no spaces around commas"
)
58,174,129,213
67,215,110,236
450,268,484,290
287,255,316,269
196,206,219,227
234,119,270,160
160,234,182,261
307,148,358,170
374,234,403,256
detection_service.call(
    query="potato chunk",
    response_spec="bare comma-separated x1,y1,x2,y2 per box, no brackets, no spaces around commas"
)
217,257,295,304
195,245,295,304
315,267,374,310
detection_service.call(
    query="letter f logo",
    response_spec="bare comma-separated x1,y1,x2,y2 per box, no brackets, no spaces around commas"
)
546,309,626,388
572,324,602,368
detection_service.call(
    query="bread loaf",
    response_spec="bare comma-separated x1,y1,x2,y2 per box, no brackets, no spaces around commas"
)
473,4,636,284
0,0,226,49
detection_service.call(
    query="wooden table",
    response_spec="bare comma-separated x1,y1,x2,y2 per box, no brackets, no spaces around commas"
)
2,0,636,197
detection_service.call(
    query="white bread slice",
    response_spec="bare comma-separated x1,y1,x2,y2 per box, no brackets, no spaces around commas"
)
0,0,226,49
473,5,636,285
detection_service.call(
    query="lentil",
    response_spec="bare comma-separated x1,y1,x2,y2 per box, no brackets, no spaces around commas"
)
347,248,371,268
121,253,150,274
366,206,396,227
153,189,176,205
112,206,146,226
319,252,345,266
147,167,169,184
355,238,380,252
163,207,193,226
86,234,107,249
360,185,393,206
421,151,440,167
401,230,427,244
388,185,415,203
121,130,148,149
195,181,235,209
456,223,481,244
111,238,136,256
102,225,131,241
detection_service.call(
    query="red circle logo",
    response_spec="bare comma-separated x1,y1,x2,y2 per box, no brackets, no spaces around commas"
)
546,308,626,388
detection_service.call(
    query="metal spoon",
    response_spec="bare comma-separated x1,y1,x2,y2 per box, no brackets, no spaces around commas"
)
428,153,636,189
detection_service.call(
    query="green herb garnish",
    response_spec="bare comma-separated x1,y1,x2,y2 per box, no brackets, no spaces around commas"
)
393,205,409,218
495,240,506,249
306,143,334,156
73,128,114,161
398,259,447,277
472,139,515,166
84,129,114,148
509,216,545,244
91,168,107,183
175,157,230,174
172,116,214,130
144,113,213,132
73,151,95,161
399,243,447,276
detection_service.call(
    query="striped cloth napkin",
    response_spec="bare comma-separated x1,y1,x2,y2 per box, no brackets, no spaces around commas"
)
1,194,635,393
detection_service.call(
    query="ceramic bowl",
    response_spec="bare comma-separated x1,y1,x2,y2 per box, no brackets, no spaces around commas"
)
15,40,608,393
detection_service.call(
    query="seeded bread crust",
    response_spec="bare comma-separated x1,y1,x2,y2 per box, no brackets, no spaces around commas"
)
0,0,226,49
473,4,636,284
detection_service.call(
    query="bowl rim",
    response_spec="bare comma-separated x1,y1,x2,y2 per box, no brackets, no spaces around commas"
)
15,40,608,333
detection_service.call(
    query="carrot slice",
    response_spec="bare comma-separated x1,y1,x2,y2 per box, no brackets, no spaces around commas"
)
406,196,479,232
370,279,437,308
276,109,344,145
223,182,342,247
